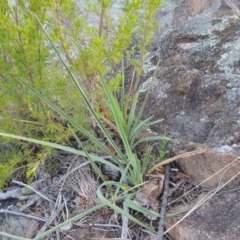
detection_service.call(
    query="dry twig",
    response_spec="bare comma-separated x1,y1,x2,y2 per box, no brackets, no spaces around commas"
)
148,149,208,174
0,209,46,222
36,200,65,236
164,168,240,235
121,202,130,239
168,156,240,206
12,180,54,203
157,164,170,240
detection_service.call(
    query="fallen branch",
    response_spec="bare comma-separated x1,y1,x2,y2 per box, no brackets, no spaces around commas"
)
157,164,170,240
121,202,129,239
13,180,54,204
0,209,46,222
0,178,46,201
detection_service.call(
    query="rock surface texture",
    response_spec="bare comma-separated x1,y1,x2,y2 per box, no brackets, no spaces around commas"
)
143,0,240,187
142,0,240,239
165,191,240,240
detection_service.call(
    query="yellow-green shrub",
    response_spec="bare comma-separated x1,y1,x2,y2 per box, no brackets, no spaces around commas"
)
0,0,161,187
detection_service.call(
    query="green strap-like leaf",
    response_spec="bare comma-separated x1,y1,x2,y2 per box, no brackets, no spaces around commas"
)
33,13,127,163
132,135,169,149
0,133,122,173
125,197,160,218
97,182,156,233
127,90,140,131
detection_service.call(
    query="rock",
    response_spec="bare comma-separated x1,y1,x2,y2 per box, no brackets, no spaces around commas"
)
178,147,240,189
165,191,240,240
141,0,240,187
141,1,240,238
0,200,40,239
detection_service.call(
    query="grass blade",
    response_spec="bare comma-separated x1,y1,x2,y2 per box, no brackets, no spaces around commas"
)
13,76,125,169
70,128,107,183
33,13,126,163
99,73,136,166
125,197,160,218
129,116,154,145
141,147,153,175
34,203,106,240
97,183,156,233
121,57,126,116
127,91,140,130
133,136,169,148
0,133,122,173
0,232,30,240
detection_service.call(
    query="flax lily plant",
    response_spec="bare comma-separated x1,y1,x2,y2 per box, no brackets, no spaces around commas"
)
0,14,169,239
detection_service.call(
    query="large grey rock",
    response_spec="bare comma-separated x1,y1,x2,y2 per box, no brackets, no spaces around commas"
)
141,1,240,239
141,0,240,188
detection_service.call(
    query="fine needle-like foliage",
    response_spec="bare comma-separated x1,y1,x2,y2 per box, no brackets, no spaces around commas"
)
0,0,162,187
